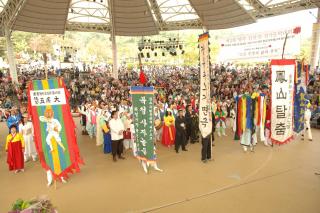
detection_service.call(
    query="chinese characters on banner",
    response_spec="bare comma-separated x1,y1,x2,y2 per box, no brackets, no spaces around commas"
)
30,88,66,106
271,59,296,144
198,33,212,138
131,86,156,162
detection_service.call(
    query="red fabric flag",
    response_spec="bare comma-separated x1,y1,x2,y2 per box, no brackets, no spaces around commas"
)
139,71,147,85
293,26,301,34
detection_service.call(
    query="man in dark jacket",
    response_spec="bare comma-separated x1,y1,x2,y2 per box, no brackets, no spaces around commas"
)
175,109,187,153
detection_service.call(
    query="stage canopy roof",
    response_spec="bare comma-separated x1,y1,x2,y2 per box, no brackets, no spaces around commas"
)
0,0,319,36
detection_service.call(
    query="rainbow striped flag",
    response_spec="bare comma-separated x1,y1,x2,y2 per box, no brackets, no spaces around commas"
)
28,78,83,180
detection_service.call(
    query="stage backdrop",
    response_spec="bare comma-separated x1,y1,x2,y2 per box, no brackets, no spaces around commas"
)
131,86,156,163
270,59,296,144
198,32,212,138
218,26,301,61
28,78,83,180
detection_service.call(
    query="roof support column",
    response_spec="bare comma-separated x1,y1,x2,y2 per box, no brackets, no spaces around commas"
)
4,28,18,84
108,0,118,79
310,8,320,74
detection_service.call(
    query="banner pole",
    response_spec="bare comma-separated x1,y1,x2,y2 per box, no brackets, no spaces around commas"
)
282,33,288,59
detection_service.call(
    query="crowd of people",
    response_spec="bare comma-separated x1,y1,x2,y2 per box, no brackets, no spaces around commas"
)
0,63,319,174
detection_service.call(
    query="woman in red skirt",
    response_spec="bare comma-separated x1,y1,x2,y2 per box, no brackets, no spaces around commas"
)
5,125,25,173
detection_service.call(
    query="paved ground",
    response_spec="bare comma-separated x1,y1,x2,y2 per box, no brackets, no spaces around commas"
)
0,118,319,213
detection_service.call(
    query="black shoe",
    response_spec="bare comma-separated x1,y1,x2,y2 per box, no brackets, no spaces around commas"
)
119,156,126,160
182,149,188,151
113,156,117,162
202,160,207,163
175,150,179,153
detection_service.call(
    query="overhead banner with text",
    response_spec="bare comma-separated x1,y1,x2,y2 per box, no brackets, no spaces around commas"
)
28,78,83,180
271,59,295,144
218,27,301,61
198,32,212,138
131,86,156,163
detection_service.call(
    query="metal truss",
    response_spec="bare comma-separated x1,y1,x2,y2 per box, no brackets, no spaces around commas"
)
0,0,26,36
246,0,319,18
66,22,110,33
0,0,319,35
69,0,109,23
147,0,164,29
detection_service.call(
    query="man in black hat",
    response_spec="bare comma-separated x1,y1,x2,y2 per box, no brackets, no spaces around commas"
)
175,109,187,153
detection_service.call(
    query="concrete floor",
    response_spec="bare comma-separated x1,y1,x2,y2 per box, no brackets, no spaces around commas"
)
0,118,319,213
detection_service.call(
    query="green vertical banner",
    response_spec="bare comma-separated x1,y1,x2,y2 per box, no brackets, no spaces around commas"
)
131,86,156,162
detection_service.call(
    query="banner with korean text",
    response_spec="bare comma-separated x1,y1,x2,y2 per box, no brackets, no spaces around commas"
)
131,86,156,163
28,78,83,181
271,59,296,144
198,32,212,138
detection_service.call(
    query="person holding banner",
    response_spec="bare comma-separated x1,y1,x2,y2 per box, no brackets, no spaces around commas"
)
109,110,125,162
161,109,176,147
5,125,25,173
175,109,187,153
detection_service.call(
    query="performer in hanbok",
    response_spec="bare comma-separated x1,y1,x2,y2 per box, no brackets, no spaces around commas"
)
190,111,200,143
161,109,176,147
7,109,21,132
185,105,193,143
302,100,313,141
78,103,88,135
154,106,162,143
175,109,187,153
19,116,37,162
102,120,112,154
5,125,25,173
96,107,104,146
109,110,125,162
87,105,98,139
239,93,255,152
123,113,133,150
264,99,272,146
215,105,227,137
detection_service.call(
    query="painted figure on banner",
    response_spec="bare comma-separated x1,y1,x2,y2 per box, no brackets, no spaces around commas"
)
28,78,83,187
39,108,65,153
162,109,176,147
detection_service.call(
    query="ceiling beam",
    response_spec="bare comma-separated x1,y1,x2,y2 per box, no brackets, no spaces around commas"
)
147,0,164,30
